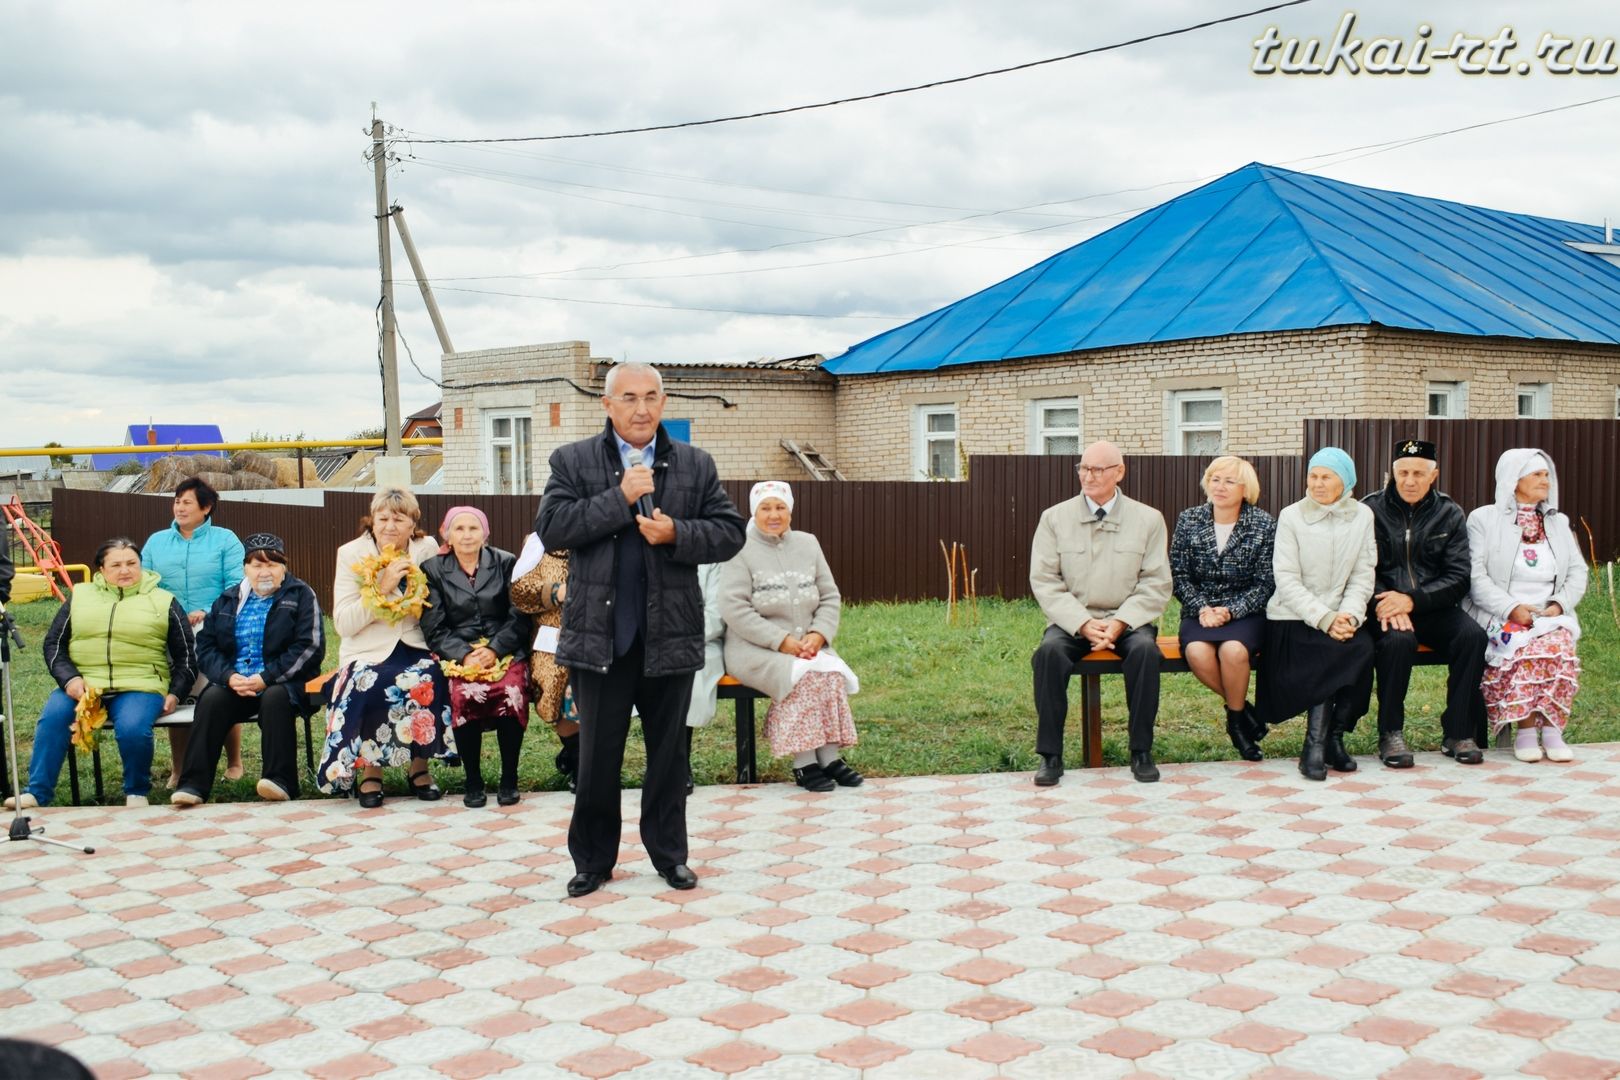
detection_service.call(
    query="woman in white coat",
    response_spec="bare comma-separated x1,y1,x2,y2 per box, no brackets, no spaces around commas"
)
316,488,453,807
1463,449,1586,762
1257,448,1377,780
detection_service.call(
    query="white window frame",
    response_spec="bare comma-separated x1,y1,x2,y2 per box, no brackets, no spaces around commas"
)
1167,389,1225,455
1026,396,1083,455
913,404,960,480
1516,383,1551,420
484,408,532,495
1426,380,1468,419
1614,386,1620,420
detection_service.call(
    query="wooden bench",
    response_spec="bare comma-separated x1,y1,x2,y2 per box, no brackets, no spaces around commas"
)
1075,636,1441,769
68,690,327,806
718,675,768,784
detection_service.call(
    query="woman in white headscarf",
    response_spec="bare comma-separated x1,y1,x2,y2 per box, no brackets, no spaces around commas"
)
1464,449,1587,762
719,481,862,793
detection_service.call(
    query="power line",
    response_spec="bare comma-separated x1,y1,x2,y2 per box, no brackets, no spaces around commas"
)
397,1,1313,144
430,285,908,320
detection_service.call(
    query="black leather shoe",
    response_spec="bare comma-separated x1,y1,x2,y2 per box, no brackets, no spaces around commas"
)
1130,751,1160,783
463,784,487,808
408,769,442,801
497,784,520,806
659,864,698,890
793,764,835,792
357,778,384,809
1034,754,1063,787
1324,730,1358,773
567,871,610,898
1225,709,1263,762
1300,704,1329,781
822,759,864,787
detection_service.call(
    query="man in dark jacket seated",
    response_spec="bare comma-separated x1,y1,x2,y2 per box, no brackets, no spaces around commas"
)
539,362,746,898
171,533,326,804
1347,439,1487,768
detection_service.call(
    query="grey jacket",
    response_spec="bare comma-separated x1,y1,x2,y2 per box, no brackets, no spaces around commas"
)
1463,447,1587,632
719,526,841,702
1029,491,1170,634
1266,495,1376,631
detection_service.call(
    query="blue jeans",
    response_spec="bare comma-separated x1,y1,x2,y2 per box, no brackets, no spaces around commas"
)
28,689,163,804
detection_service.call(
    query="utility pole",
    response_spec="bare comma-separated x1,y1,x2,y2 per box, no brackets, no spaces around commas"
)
392,206,456,356
371,115,403,458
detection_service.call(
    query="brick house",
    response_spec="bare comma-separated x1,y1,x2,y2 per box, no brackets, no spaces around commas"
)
441,164,1620,489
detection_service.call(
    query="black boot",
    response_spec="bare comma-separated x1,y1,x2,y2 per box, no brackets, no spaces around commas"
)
1325,700,1358,773
1225,707,1263,762
1299,704,1329,781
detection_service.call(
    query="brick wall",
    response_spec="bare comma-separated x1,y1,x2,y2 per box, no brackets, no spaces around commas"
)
831,327,1620,480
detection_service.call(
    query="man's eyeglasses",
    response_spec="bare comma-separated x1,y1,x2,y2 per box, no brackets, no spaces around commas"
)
608,393,663,408
1076,464,1120,478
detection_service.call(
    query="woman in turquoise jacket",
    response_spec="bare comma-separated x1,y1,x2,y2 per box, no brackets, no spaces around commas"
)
141,476,245,785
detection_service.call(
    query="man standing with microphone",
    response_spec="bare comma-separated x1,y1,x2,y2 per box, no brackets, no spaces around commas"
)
539,362,746,897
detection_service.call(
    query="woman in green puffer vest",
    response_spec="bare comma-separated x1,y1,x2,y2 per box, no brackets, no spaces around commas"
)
15,538,197,808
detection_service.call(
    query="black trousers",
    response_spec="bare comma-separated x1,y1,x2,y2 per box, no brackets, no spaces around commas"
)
568,637,695,875
1347,607,1488,742
178,682,299,799
1032,624,1160,756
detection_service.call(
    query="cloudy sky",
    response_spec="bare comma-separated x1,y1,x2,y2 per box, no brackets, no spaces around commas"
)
3,0,1616,449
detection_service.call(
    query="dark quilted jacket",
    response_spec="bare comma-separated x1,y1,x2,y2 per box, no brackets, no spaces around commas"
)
536,420,745,676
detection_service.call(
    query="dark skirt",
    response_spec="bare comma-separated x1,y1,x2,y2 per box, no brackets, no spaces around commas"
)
1255,619,1373,725
449,659,531,730
1178,614,1265,654
317,641,454,794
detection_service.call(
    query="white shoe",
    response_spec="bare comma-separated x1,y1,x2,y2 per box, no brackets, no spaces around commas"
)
125,794,149,807
256,779,289,802
169,789,203,807
1541,727,1574,763
3,793,38,810
1513,732,1544,763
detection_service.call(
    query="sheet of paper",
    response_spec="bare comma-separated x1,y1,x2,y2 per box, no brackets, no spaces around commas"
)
533,625,560,653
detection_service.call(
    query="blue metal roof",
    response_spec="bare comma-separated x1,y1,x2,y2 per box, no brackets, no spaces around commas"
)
90,425,227,469
823,163,1620,375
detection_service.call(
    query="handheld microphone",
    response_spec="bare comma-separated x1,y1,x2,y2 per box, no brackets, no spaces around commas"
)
628,449,655,519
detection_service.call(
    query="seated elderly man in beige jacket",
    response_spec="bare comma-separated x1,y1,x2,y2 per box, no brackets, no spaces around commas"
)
1030,441,1172,785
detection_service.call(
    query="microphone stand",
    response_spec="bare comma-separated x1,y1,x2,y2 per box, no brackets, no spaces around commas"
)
1,603,94,854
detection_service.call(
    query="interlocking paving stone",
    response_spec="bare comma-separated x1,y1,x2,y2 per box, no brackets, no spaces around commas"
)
1,746,1618,1077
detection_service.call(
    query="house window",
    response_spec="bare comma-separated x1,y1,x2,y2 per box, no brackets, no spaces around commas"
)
485,410,532,495
914,405,959,480
1028,397,1082,455
1615,386,1620,419
1427,381,1467,419
1168,390,1224,455
1516,383,1551,419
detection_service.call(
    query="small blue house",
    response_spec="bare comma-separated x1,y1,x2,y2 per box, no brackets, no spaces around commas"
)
90,424,227,470
822,163,1620,478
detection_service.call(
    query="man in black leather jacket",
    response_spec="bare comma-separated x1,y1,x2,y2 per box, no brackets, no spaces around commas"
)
538,362,745,898
1347,439,1487,768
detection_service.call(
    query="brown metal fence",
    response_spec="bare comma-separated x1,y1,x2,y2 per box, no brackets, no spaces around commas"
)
50,419,1620,607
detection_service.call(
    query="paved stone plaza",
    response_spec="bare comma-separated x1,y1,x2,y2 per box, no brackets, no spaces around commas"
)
2,747,1619,1079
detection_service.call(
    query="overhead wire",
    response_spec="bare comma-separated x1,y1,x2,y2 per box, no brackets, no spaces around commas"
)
396,0,1313,144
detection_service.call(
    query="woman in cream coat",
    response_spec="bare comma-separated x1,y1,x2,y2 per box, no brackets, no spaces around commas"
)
317,488,453,807
1464,448,1587,762
1257,448,1376,780
720,481,862,793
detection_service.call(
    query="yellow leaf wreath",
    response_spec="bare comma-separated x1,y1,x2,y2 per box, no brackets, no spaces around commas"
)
440,639,514,682
353,545,430,624
71,687,108,753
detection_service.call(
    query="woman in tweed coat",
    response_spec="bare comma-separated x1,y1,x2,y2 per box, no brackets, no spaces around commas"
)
1169,456,1276,762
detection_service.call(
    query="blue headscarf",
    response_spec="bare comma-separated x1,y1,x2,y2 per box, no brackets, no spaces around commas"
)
1307,446,1356,493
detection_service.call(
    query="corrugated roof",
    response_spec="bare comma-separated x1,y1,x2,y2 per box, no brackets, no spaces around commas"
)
89,425,228,469
823,163,1620,375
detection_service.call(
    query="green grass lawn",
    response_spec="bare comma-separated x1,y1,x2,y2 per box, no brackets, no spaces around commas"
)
4,583,1616,805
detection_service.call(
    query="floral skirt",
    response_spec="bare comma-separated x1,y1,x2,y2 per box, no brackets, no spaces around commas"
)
1482,628,1580,732
317,642,453,794
764,671,857,758
449,658,531,730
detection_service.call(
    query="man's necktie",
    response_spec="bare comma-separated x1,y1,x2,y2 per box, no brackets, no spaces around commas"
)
1094,507,1107,521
